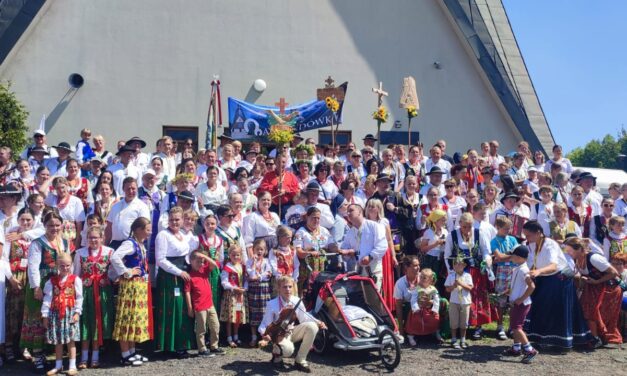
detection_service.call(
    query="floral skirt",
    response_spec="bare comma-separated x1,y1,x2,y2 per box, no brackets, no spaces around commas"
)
155,271,195,351
20,287,46,349
46,308,80,345
247,280,272,326
112,278,153,343
220,290,248,324
6,270,27,343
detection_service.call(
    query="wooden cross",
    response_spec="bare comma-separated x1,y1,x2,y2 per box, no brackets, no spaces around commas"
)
324,76,335,88
372,81,388,107
275,98,289,115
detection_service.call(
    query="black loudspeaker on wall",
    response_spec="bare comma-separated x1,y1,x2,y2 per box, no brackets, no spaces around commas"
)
68,73,84,88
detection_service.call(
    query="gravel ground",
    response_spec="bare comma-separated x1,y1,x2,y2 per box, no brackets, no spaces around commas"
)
4,337,627,375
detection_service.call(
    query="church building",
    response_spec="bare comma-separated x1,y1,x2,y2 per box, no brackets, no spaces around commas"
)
0,0,553,154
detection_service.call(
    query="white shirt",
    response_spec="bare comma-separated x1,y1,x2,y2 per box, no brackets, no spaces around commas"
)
156,153,177,180
195,183,228,217
444,272,473,305
424,159,451,182
109,239,145,278
246,257,272,282
526,237,569,275
509,263,532,305
107,162,142,197
155,229,198,276
294,226,334,252
43,158,69,177
316,179,339,202
44,195,85,222
340,219,387,265
242,211,280,249
393,276,416,303
422,228,448,257
41,274,83,317
106,198,150,241
258,295,317,335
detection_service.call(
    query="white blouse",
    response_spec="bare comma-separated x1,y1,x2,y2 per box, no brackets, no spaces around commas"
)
45,195,85,222
526,237,569,275
245,257,272,282
41,274,83,317
242,211,280,249
155,229,199,276
294,226,333,252
72,246,114,276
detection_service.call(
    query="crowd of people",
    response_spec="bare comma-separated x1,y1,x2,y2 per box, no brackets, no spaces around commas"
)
0,127,625,374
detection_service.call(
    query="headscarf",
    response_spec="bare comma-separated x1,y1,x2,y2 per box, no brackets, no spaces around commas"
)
330,193,347,217
426,209,447,230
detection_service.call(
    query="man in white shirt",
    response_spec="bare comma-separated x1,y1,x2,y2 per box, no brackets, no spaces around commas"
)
107,145,142,197
197,149,227,188
105,177,150,249
20,129,58,160
340,204,388,290
125,136,150,173
577,172,602,211
155,136,177,180
258,276,326,373
425,145,451,182
44,142,74,177
420,166,446,200
303,182,334,230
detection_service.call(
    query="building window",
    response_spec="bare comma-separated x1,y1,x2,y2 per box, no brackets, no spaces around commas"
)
318,130,351,148
163,126,199,153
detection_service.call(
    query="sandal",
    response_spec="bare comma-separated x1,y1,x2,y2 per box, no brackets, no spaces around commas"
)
90,361,100,369
77,361,88,370
228,341,238,348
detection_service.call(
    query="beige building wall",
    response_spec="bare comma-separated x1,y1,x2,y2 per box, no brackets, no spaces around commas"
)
0,0,523,154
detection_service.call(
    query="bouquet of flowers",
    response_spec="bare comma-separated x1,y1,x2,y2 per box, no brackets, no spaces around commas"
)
372,106,389,123
268,125,294,145
407,105,418,119
325,96,340,112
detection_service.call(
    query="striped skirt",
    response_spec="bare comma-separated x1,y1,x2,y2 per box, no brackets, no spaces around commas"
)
247,280,272,326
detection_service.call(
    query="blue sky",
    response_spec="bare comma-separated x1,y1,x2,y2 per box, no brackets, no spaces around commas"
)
503,0,627,152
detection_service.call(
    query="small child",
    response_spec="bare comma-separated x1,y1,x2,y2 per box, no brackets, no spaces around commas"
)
73,226,114,369
405,268,441,346
76,128,95,168
220,245,248,348
269,226,300,294
603,216,626,260
79,214,103,248
197,214,224,312
490,217,519,340
611,254,627,338
246,239,273,347
184,251,223,356
445,257,473,349
502,245,537,363
41,252,83,375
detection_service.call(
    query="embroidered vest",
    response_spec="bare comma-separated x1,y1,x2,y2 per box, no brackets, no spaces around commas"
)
50,274,77,318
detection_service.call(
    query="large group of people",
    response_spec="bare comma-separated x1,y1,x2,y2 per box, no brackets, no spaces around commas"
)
0,128,625,374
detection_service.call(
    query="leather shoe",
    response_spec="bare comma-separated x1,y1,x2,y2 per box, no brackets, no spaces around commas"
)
294,362,312,373
270,356,289,371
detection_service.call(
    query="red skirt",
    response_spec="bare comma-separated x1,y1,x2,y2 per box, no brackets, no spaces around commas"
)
469,266,497,327
405,309,440,335
382,247,395,313
580,283,623,344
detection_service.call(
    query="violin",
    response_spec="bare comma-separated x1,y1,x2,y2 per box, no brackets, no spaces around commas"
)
263,298,302,343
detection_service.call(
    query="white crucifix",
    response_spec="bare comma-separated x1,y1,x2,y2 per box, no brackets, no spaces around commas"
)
372,81,388,107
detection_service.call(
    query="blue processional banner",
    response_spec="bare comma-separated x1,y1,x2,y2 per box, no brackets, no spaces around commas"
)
228,97,345,141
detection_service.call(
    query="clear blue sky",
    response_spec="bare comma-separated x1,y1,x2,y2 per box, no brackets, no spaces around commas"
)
503,0,627,152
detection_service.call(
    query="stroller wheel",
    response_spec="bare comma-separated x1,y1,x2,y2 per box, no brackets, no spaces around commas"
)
378,328,401,370
312,329,328,354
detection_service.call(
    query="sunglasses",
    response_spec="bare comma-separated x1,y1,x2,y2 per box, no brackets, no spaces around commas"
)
445,185,455,189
